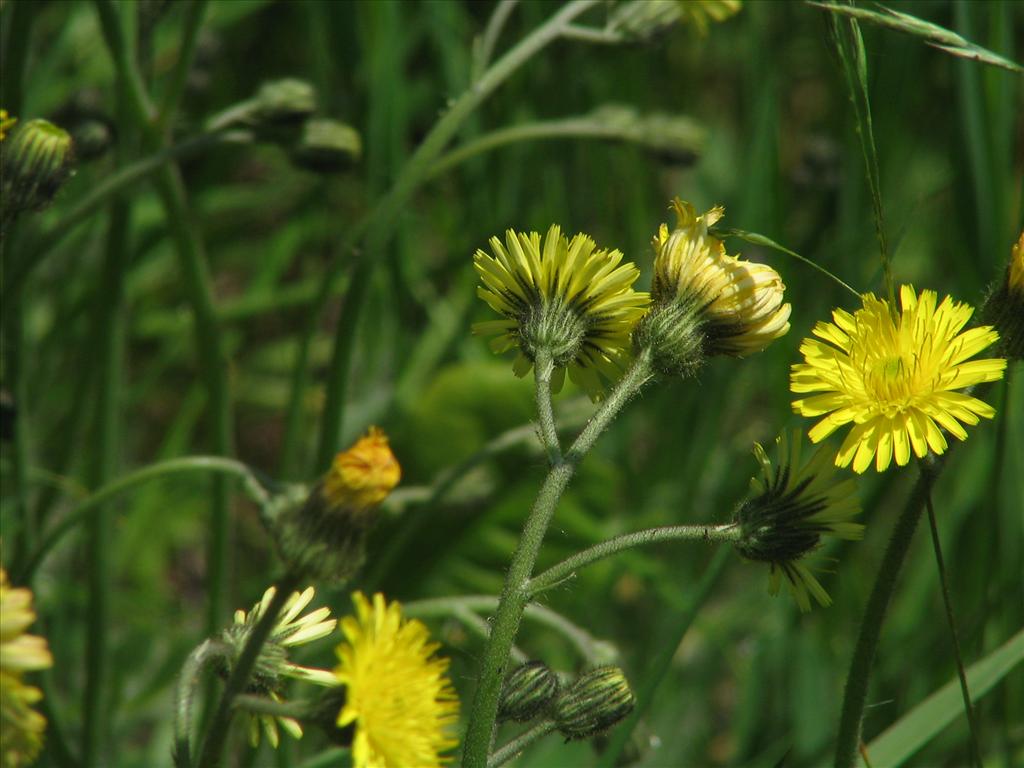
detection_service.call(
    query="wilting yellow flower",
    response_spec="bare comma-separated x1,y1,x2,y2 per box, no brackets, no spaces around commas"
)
323,427,401,511
334,592,459,768
676,0,742,34
1,569,53,768
225,586,336,748
474,225,649,400
1010,231,1024,295
650,199,791,356
0,110,16,142
734,431,862,611
792,285,1006,473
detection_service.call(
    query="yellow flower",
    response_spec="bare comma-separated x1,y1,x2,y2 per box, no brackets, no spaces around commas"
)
676,0,742,34
323,427,401,511
792,285,1007,473
1010,230,1024,296
0,110,16,142
1,569,53,768
473,225,649,400
734,431,863,611
334,592,459,768
650,199,791,356
226,586,336,748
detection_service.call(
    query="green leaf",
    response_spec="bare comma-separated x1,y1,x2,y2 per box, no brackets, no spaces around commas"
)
809,2,1024,74
863,628,1024,767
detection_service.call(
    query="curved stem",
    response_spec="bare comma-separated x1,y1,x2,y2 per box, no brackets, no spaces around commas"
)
834,459,942,767
173,639,226,768
487,720,557,768
197,572,301,768
461,349,652,768
156,0,208,133
15,457,267,584
473,0,519,80
924,487,983,767
529,523,739,596
533,350,562,464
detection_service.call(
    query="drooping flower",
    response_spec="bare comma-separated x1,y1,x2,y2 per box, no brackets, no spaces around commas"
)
223,586,336,748
334,592,459,768
322,427,401,511
733,431,863,611
1,569,53,768
473,225,649,400
636,199,790,376
792,285,1007,473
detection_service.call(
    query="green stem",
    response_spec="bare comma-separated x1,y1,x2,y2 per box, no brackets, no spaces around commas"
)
197,572,301,768
596,547,732,768
924,487,983,767
174,640,227,768
305,0,600,467
15,457,267,584
156,0,208,133
834,458,943,767
487,720,557,768
533,350,562,464
529,523,739,596
473,0,519,80
461,349,652,768
234,694,311,721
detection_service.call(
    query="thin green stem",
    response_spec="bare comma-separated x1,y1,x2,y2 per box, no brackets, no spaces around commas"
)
156,0,208,133
461,349,652,768
306,0,600,467
924,487,983,767
174,640,227,768
487,720,557,768
533,350,562,464
834,458,942,767
529,523,739,596
197,572,301,768
473,0,519,80
234,694,311,721
559,23,624,44
596,547,732,768
15,457,268,584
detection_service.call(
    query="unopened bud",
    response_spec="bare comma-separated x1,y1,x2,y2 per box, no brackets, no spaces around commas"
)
498,661,560,723
253,79,317,125
554,666,635,741
291,118,362,173
983,231,1024,361
2,118,75,224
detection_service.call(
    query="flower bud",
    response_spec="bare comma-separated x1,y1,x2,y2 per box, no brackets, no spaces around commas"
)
252,78,317,126
982,231,1024,361
554,666,636,741
274,427,400,583
290,118,362,174
607,1,683,42
0,109,16,141
498,661,560,723
1,118,75,224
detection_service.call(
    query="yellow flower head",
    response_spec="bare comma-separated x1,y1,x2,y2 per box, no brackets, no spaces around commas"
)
1010,230,1024,296
473,225,650,401
734,431,863,611
226,586,336,748
334,592,459,768
1,569,53,768
676,0,743,34
0,110,16,142
323,427,401,512
650,199,791,356
792,285,1007,473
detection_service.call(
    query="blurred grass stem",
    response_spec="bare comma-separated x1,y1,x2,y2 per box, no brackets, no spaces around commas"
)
461,347,653,768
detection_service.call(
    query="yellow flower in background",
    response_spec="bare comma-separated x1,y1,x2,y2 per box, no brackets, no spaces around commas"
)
226,586,336,748
676,0,742,34
1010,231,1024,296
334,592,459,768
792,285,1006,473
0,110,16,142
734,431,863,611
322,427,401,512
473,225,649,400
651,199,791,356
1,569,53,768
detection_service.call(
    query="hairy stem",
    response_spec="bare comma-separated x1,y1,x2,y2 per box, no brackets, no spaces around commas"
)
487,720,557,768
533,350,562,464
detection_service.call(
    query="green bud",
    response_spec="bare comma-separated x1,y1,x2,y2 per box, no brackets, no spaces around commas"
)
252,79,317,126
290,118,362,174
607,1,682,43
632,297,706,378
554,666,636,741
981,232,1024,362
523,303,588,369
498,661,560,723
1,118,75,225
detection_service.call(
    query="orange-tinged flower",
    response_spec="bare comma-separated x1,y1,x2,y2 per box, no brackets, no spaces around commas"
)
323,427,401,511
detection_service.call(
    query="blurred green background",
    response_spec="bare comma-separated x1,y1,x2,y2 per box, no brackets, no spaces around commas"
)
2,1,1022,766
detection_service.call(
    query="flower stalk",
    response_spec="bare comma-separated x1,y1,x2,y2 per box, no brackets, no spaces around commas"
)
487,720,558,768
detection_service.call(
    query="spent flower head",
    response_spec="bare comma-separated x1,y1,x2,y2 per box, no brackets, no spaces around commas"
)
473,225,649,400
734,431,862,611
791,285,1006,473
334,592,459,768
1,569,53,768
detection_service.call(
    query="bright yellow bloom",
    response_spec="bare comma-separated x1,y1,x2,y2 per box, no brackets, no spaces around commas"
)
323,427,401,511
676,0,742,34
227,586,336,748
792,285,1006,473
651,199,791,356
334,592,459,768
474,225,649,400
1,569,53,768
0,110,16,142
1010,230,1024,295
735,431,862,611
